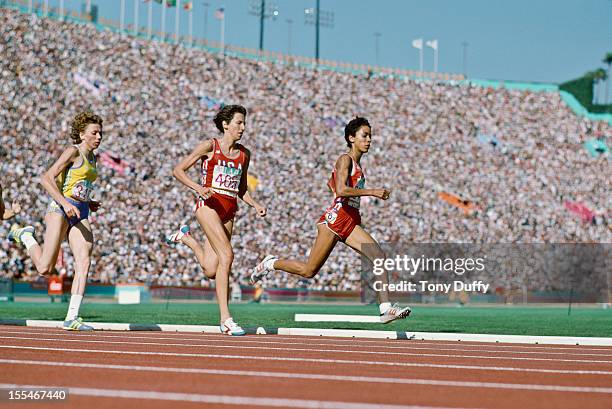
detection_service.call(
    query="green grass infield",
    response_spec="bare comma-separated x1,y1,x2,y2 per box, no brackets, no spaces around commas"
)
1,302,611,337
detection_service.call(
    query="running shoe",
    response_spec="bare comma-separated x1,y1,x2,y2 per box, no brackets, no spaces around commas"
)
164,225,190,246
379,303,412,324
7,224,35,246
63,317,94,331
249,255,277,285
220,317,245,336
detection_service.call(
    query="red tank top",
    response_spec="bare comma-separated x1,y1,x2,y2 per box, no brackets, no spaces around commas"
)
327,155,366,209
200,138,247,199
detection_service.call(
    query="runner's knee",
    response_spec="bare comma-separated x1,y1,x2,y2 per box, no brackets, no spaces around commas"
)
301,266,319,278
216,248,234,268
202,265,217,279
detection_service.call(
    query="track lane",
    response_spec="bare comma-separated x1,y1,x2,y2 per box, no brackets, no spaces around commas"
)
2,362,611,409
1,326,611,408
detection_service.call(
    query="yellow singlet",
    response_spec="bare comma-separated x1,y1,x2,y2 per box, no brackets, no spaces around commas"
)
55,145,98,202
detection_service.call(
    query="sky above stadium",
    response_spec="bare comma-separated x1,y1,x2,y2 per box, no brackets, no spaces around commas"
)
50,0,611,83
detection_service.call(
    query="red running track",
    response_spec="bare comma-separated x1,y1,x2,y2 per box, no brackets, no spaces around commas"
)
0,325,611,409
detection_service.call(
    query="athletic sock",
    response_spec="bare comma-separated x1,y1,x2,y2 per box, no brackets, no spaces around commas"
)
379,302,391,314
66,294,83,321
264,257,276,271
21,233,38,250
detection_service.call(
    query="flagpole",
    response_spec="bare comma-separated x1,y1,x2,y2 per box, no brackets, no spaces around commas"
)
426,40,438,73
419,48,423,72
43,0,48,17
412,38,423,73
147,0,153,39
59,0,64,21
161,0,167,41
434,47,438,73
175,0,180,44
28,0,32,14
220,12,225,56
134,0,140,37
120,0,125,35
188,5,193,46
203,2,209,42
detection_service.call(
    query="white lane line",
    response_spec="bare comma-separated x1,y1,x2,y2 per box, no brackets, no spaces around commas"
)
1,359,611,394
1,345,611,375
0,329,609,357
1,335,611,364
4,326,612,352
0,384,469,409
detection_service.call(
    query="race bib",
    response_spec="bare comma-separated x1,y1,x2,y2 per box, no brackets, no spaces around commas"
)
347,177,365,208
72,180,93,201
212,165,241,197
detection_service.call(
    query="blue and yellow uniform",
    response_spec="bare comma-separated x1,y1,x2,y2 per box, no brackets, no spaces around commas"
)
48,145,97,226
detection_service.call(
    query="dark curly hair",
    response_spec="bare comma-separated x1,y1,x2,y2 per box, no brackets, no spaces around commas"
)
70,111,103,144
213,105,247,133
344,117,371,148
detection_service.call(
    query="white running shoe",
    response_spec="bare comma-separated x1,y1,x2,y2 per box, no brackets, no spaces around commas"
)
165,225,190,246
250,255,277,285
379,303,412,324
220,317,245,336
7,224,35,247
63,317,94,331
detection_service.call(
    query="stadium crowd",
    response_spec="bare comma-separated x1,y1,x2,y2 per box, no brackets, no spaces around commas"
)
1,9,610,292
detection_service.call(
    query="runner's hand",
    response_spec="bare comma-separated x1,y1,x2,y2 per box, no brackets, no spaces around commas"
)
255,204,267,217
373,189,391,200
89,200,101,212
62,201,81,219
10,201,21,214
196,186,213,200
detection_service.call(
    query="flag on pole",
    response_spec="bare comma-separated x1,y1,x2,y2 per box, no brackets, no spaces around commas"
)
411,38,423,50
425,39,438,50
183,1,192,10
215,7,225,20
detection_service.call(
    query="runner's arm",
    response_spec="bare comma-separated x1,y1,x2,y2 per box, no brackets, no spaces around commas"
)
333,155,389,199
238,149,266,216
173,140,214,198
40,146,80,208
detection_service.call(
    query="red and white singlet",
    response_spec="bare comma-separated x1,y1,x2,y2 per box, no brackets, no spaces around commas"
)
318,155,366,240
195,138,247,223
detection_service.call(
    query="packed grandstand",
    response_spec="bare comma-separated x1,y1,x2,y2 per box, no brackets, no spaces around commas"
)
1,8,610,292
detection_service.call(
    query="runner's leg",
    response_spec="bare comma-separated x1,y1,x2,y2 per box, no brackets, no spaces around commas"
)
27,212,69,275
273,224,339,278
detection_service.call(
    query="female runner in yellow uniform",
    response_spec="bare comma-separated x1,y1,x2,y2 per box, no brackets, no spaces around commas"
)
9,111,103,331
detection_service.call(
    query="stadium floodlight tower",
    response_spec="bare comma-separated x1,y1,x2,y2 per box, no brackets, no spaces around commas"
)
248,0,280,54
304,0,334,64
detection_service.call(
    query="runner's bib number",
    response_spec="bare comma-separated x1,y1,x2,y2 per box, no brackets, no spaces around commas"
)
347,177,365,209
212,165,241,197
71,180,93,201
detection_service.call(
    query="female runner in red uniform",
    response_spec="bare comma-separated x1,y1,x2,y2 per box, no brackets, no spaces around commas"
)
250,117,410,323
166,105,266,335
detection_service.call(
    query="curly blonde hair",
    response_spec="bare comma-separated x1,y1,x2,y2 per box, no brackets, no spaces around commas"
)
70,111,103,144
